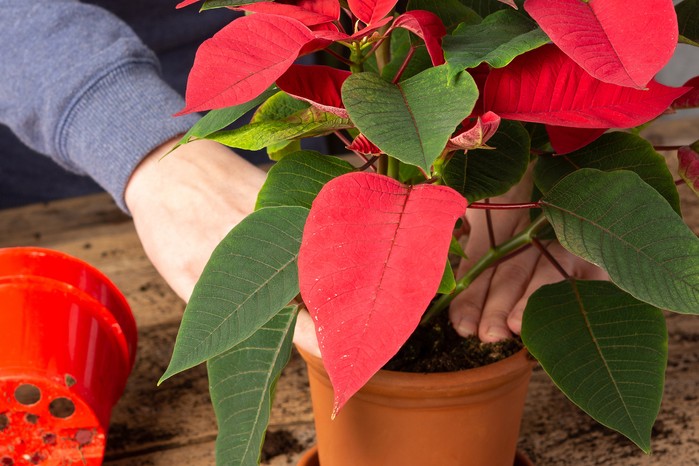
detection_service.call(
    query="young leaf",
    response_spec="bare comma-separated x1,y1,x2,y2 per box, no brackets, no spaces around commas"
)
443,9,549,71
178,14,315,113
276,65,351,118
442,120,530,202
524,0,678,89
172,87,278,151
208,306,297,466
484,45,690,128
199,0,268,9
437,260,457,294
522,280,667,453
446,111,501,151
678,144,699,196
342,66,478,171
160,206,308,382
252,91,309,123
348,0,398,24
207,107,353,151
534,132,682,214
255,151,355,210
540,169,699,315
298,172,467,415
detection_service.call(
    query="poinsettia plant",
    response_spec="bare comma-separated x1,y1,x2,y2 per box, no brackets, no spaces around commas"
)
158,0,699,464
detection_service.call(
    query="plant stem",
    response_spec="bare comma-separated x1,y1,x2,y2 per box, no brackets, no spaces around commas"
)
378,154,388,175
350,42,364,73
324,47,353,67
387,156,400,180
468,201,541,209
392,46,415,83
484,199,496,249
373,26,391,74
421,214,549,325
532,238,570,280
654,145,682,151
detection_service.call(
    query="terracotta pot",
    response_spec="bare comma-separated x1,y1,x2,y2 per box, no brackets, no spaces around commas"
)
0,247,137,465
297,346,535,466
297,444,535,466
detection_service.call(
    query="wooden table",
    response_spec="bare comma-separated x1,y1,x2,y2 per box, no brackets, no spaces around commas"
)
1,160,697,465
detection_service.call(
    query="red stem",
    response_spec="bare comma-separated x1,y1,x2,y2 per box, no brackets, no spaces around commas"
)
324,48,353,67
532,238,570,280
392,46,416,84
484,199,496,249
654,145,682,151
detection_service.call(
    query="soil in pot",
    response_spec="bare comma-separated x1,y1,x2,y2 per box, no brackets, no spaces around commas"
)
385,309,524,372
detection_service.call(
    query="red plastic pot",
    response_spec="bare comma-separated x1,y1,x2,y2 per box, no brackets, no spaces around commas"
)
0,247,137,465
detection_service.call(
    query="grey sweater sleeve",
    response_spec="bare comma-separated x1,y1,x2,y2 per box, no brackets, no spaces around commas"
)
0,1,200,211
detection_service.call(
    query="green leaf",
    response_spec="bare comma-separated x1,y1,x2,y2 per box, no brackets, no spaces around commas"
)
456,0,524,21
342,66,478,172
160,206,308,382
442,120,530,202
677,0,699,46
540,169,699,315
534,132,682,215
267,139,301,161
201,0,266,10
444,9,549,72
407,0,481,30
255,151,355,210
449,235,468,259
207,107,353,151
251,91,309,123
208,305,297,466
170,86,277,152
437,260,457,294
522,280,667,453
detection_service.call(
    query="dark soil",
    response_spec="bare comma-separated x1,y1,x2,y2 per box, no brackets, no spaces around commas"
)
383,310,523,373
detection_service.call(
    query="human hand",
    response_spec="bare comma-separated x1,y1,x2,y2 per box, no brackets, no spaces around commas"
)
449,174,608,343
125,137,266,302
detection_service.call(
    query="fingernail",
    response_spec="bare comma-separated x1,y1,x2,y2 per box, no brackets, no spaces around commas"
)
484,326,510,342
455,318,477,337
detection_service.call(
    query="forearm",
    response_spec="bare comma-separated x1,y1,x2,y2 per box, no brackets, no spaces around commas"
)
0,1,198,210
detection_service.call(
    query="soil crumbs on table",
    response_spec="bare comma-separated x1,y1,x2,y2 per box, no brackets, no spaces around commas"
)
384,311,523,373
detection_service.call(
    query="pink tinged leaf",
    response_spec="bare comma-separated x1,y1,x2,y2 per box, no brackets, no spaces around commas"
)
672,76,699,110
678,145,699,196
176,0,200,8
236,2,337,26
546,126,607,155
298,172,466,415
392,11,447,66
483,45,691,128
346,134,382,155
351,16,394,40
524,0,678,89
447,112,501,151
276,65,350,118
348,0,398,24
177,14,315,114
301,24,346,55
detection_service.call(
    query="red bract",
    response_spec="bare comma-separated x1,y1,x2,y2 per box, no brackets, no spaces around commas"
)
524,0,678,89
673,76,699,110
298,172,466,415
392,11,447,66
278,0,341,19
447,112,501,151
235,2,338,26
483,45,690,128
348,0,398,25
347,134,382,155
176,0,200,8
276,65,350,118
546,126,607,155
177,14,315,114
